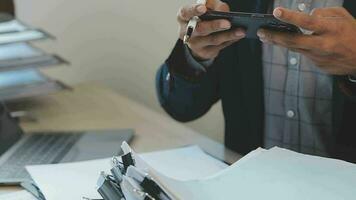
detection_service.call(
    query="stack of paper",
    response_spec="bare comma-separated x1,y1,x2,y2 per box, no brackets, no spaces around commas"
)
0,14,49,44
0,69,66,101
26,146,227,200
0,43,66,72
153,147,356,200
0,190,37,200
26,145,356,200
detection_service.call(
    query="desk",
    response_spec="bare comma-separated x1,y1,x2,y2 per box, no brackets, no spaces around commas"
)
0,82,241,195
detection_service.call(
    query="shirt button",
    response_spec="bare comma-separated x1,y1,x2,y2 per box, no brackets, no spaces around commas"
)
287,110,295,118
298,3,307,12
289,57,298,65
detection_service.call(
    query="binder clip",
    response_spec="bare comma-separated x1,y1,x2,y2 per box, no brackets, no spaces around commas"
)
96,172,125,200
96,142,173,200
121,142,136,172
127,166,172,200
111,156,124,183
21,181,46,200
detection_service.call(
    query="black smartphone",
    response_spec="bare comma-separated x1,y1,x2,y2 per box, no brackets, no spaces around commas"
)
199,11,302,39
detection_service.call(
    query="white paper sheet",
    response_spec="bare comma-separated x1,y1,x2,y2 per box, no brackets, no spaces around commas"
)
141,146,227,180
0,30,45,44
0,20,28,33
0,43,42,60
26,146,226,200
27,158,111,200
156,147,356,200
0,69,47,89
0,190,37,200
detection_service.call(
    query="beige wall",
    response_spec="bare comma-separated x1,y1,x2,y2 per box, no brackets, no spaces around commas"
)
14,0,225,143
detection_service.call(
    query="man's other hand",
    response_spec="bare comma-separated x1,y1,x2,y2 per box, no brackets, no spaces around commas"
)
257,7,356,75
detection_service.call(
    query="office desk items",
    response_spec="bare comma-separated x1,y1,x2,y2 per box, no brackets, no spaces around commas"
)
126,166,171,200
121,175,155,200
0,101,134,185
0,43,67,72
0,43,43,59
155,147,356,200
111,157,124,183
0,190,38,200
20,181,45,200
0,19,26,33
121,142,136,172
0,83,241,196
0,13,50,43
89,142,356,200
0,29,50,45
95,142,227,200
0,14,32,33
0,69,67,101
15,83,241,165
97,172,125,200
137,145,227,180
0,12,68,102
26,145,226,200
27,158,112,200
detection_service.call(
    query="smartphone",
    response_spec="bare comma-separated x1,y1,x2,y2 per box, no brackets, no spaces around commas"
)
199,11,302,39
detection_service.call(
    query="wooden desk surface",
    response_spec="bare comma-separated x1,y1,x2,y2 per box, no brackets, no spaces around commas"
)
0,82,241,195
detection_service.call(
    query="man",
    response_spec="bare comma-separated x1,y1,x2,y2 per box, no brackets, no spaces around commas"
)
0,0,14,15
156,0,356,162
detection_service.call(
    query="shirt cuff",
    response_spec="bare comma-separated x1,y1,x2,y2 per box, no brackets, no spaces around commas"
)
184,45,214,72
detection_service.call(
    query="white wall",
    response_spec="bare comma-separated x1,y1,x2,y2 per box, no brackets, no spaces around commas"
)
14,0,225,143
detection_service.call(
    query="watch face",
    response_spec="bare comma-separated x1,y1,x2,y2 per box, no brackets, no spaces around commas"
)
348,75,356,83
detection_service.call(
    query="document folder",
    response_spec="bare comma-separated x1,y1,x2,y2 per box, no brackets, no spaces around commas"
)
0,54,67,72
0,43,67,72
0,69,68,101
0,13,52,44
0,29,51,44
0,19,27,33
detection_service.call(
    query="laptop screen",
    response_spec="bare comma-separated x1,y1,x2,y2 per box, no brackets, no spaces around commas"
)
0,103,23,156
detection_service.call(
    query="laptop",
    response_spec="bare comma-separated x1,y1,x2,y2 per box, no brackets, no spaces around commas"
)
0,103,134,185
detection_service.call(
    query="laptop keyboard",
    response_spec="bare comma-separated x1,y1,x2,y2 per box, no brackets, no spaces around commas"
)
0,133,82,180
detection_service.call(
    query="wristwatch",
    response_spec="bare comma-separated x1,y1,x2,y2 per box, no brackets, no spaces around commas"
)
348,75,356,83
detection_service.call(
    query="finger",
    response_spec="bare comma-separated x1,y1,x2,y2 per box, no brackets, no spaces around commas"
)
257,29,321,50
311,7,342,18
178,19,231,39
209,38,240,52
288,47,311,55
190,28,245,48
194,19,231,36
195,38,240,60
312,7,353,19
178,3,207,22
206,0,230,12
273,7,327,32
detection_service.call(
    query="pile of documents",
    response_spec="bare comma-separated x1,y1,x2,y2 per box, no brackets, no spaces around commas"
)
0,13,68,101
25,145,227,200
0,190,37,200
25,142,356,200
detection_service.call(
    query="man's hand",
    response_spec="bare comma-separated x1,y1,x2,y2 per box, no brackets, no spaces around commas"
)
257,7,356,75
177,0,246,60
